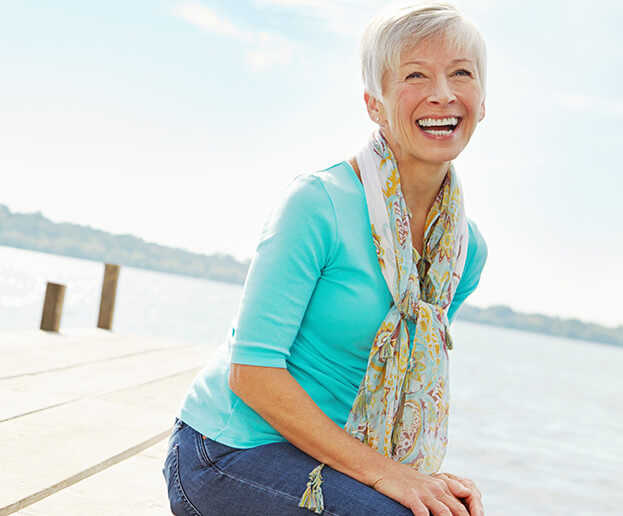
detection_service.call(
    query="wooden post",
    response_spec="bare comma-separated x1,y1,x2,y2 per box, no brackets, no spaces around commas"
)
97,264,120,330
40,282,66,332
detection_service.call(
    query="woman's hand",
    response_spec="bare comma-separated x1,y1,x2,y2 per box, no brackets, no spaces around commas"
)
373,463,473,516
433,472,484,516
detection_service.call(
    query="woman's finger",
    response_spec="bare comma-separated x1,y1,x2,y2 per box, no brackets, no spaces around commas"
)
425,496,470,516
424,498,453,516
442,474,484,516
409,498,432,516
435,474,471,498
444,473,481,495
464,491,485,516
442,493,471,516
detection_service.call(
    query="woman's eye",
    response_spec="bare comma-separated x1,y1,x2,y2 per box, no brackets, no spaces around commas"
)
405,71,424,80
454,69,473,77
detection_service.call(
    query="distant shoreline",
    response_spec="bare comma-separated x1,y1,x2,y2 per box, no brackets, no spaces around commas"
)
0,204,250,285
457,304,622,348
1,204,621,347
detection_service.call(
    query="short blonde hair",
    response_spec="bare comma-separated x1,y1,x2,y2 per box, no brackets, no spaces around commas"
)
360,1,487,99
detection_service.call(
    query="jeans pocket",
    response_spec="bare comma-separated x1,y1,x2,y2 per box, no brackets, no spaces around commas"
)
196,433,241,470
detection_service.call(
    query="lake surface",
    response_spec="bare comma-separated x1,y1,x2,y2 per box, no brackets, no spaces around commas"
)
0,245,242,345
1,245,621,515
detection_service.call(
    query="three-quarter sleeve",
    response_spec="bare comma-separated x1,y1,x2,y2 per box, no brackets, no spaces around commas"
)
230,175,337,368
447,218,488,324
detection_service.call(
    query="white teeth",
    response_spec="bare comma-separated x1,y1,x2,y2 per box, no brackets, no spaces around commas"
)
423,129,453,135
417,117,459,127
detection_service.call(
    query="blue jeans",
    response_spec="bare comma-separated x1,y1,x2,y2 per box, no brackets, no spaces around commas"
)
162,418,413,515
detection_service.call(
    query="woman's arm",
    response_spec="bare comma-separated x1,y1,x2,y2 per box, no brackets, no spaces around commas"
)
229,364,478,516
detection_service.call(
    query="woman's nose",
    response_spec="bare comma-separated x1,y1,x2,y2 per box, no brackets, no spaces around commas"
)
427,78,456,106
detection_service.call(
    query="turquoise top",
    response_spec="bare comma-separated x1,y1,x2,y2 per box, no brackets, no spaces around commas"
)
178,161,488,448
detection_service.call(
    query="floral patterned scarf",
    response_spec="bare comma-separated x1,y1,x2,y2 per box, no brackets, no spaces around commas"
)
299,131,469,513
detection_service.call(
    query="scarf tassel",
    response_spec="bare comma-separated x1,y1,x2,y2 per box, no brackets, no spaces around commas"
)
298,463,325,514
445,328,454,350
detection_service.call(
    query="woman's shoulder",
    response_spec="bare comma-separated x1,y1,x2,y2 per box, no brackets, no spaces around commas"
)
281,160,354,196
262,165,356,252
275,161,364,223
305,160,363,198
299,161,366,219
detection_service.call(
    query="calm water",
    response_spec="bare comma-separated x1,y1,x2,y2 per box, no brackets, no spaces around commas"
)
0,245,242,345
1,245,621,515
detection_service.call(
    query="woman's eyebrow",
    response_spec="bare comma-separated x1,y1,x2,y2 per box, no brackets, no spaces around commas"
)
401,60,427,66
401,57,474,67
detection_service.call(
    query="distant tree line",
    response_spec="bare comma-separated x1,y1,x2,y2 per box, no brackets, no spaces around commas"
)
1,203,621,347
0,204,250,284
458,304,622,347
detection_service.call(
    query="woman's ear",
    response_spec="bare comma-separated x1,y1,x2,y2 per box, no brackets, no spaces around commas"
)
364,91,384,124
479,96,486,122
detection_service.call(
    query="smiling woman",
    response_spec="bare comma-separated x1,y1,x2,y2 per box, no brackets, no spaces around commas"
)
163,3,489,515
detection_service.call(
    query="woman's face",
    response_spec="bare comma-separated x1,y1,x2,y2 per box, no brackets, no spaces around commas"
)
371,35,485,168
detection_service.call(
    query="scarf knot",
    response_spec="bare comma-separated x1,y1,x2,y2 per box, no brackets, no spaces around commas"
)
398,290,418,322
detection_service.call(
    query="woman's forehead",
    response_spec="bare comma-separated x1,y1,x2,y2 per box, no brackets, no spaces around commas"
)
398,34,476,65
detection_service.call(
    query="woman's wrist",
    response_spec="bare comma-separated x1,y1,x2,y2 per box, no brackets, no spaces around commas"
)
332,435,401,488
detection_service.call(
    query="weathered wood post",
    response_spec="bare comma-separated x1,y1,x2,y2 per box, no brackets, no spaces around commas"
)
40,282,66,332
97,263,120,330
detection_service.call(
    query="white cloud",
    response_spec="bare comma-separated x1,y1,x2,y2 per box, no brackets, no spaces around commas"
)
255,0,341,8
253,0,370,35
173,2,295,70
245,32,295,71
555,92,623,117
173,2,240,37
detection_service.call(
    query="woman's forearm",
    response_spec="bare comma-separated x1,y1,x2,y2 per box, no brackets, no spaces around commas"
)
228,363,392,487
228,364,475,516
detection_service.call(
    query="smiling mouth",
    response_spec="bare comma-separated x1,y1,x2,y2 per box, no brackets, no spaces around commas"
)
416,117,461,136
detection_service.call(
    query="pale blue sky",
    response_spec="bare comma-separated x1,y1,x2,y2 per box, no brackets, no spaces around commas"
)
1,0,622,326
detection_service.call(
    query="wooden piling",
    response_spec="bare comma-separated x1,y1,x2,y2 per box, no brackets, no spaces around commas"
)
40,282,66,332
97,264,120,330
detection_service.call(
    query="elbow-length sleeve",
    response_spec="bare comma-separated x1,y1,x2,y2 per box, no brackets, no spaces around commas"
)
230,174,337,368
447,218,488,324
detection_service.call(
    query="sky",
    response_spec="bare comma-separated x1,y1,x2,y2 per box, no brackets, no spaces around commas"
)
1,0,622,327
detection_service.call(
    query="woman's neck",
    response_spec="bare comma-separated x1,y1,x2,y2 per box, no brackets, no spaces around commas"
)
348,154,449,220
396,157,450,220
